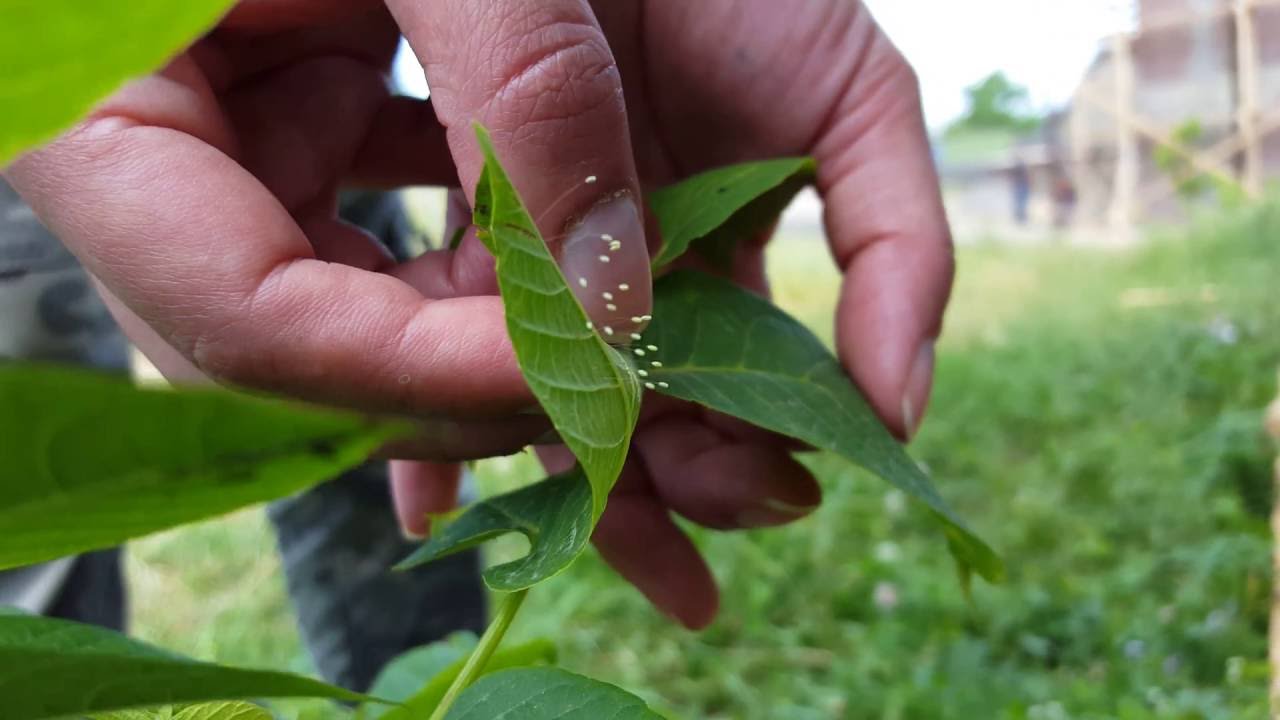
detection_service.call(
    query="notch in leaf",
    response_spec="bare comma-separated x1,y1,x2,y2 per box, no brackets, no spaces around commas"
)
397,469,591,590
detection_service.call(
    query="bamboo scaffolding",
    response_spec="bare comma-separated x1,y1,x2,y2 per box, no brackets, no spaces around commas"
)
1138,109,1280,207
1108,30,1140,227
1082,0,1274,220
1130,0,1280,37
1076,82,1248,195
1236,0,1263,196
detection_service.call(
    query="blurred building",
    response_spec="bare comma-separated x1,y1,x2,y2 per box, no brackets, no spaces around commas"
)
1066,0,1280,223
936,113,1077,241
938,0,1280,238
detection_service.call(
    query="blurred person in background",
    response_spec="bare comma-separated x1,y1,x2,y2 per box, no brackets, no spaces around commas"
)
1050,160,1078,228
1010,155,1032,225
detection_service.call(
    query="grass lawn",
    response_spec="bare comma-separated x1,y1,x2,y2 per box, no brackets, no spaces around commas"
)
127,203,1280,719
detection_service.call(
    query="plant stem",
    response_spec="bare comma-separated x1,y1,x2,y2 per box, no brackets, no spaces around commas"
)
428,588,529,720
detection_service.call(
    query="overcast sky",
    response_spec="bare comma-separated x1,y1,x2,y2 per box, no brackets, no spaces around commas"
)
394,0,1131,131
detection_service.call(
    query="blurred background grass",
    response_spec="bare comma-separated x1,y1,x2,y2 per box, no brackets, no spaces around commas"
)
126,201,1279,719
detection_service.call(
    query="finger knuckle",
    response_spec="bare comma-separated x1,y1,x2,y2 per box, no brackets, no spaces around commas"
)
188,264,294,387
189,321,251,386
892,56,922,98
862,34,920,105
482,21,622,133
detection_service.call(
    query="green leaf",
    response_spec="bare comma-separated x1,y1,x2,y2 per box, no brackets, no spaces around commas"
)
471,125,641,520
364,633,478,709
95,701,271,720
0,614,370,720
92,710,169,720
0,365,406,570
443,668,661,720
648,157,816,269
367,637,556,720
0,2,235,166
169,705,270,720
644,272,1003,582
396,470,593,591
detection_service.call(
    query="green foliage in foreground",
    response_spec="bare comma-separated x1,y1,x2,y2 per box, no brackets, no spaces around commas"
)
444,668,661,719
0,614,367,720
0,367,403,570
155,202,1278,719
96,701,270,720
0,1,235,165
367,635,556,720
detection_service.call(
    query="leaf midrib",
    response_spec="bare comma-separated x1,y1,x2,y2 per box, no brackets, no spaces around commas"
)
653,364,827,379
652,364,950,511
4,428,373,503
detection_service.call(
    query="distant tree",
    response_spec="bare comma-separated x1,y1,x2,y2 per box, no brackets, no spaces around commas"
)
949,71,1041,135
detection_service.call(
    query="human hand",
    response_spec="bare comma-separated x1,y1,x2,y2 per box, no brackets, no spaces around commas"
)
397,0,953,629
4,0,658,460
6,0,951,629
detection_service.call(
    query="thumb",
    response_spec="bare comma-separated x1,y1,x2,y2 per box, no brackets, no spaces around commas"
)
387,0,652,338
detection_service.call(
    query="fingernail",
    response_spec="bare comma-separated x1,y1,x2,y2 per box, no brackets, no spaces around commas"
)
901,340,935,441
556,194,653,343
735,497,820,528
400,524,427,542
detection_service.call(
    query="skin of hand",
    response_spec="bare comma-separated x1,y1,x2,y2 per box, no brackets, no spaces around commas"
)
4,0,952,630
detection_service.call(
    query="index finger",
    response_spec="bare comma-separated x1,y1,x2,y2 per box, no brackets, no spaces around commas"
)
385,0,655,338
5,69,533,421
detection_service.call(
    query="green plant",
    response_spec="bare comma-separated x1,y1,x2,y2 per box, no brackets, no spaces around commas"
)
111,202,1280,718
946,71,1042,137
0,10,998,717
0,127,999,717
0,1,238,166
